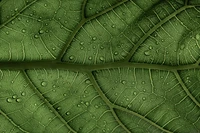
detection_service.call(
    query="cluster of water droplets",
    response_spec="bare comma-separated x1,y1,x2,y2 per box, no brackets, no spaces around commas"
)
6,91,26,103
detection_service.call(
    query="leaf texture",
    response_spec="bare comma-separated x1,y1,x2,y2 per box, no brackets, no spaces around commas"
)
0,0,200,133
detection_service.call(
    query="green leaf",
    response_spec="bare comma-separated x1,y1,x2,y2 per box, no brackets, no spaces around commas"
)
0,0,200,133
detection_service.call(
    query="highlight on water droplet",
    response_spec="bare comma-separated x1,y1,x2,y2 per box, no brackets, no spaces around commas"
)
92,36,97,41
69,55,75,60
41,81,47,87
66,111,70,115
39,30,44,34
34,34,39,39
21,92,26,96
99,56,105,61
85,79,91,84
22,29,26,33
6,98,12,103
16,98,22,103
121,80,126,84
144,50,150,56
196,34,200,40
12,94,17,99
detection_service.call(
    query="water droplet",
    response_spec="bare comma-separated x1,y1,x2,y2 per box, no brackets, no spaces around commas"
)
57,106,61,110
26,20,29,23
92,37,97,41
44,4,47,7
77,104,81,107
149,46,153,50
39,30,44,34
6,31,9,35
84,90,88,94
69,55,75,60
186,76,190,80
161,39,164,42
41,81,47,87
14,8,18,12
88,56,92,60
34,34,39,39
114,52,118,55
144,50,150,56
66,111,70,115
6,98,12,103
85,79,91,84
22,29,26,33
80,46,84,50
95,105,99,108
195,34,200,40
11,21,15,24
142,97,146,101
85,102,89,106
16,98,22,103
37,19,41,22
133,92,137,95
52,47,56,51
141,81,145,84
121,80,126,84
127,104,132,108
48,117,52,121
12,94,17,99
99,56,105,61
111,24,115,28
21,92,26,96
63,93,67,97
89,7,92,10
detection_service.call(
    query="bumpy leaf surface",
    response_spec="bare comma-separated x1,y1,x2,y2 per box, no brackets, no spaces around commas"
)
0,0,200,133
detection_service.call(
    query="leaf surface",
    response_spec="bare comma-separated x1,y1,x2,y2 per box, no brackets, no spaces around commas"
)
0,0,200,133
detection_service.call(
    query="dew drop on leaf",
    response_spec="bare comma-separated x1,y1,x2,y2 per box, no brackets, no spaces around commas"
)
88,56,92,60
196,34,200,40
127,104,132,108
21,92,26,96
52,47,56,51
41,81,47,87
142,97,146,101
34,34,39,39
57,106,61,110
69,55,75,60
6,98,12,103
114,51,118,55
141,81,145,84
63,93,67,97
11,21,15,24
144,50,150,56
39,30,44,34
111,24,115,28
133,92,137,95
12,94,17,99
22,29,26,33
66,111,70,115
92,37,97,41
121,80,126,84
85,79,91,84
16,98,22,103
6,31,9,35
95,105,99,108
85,102,89,106
99,56,105,61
